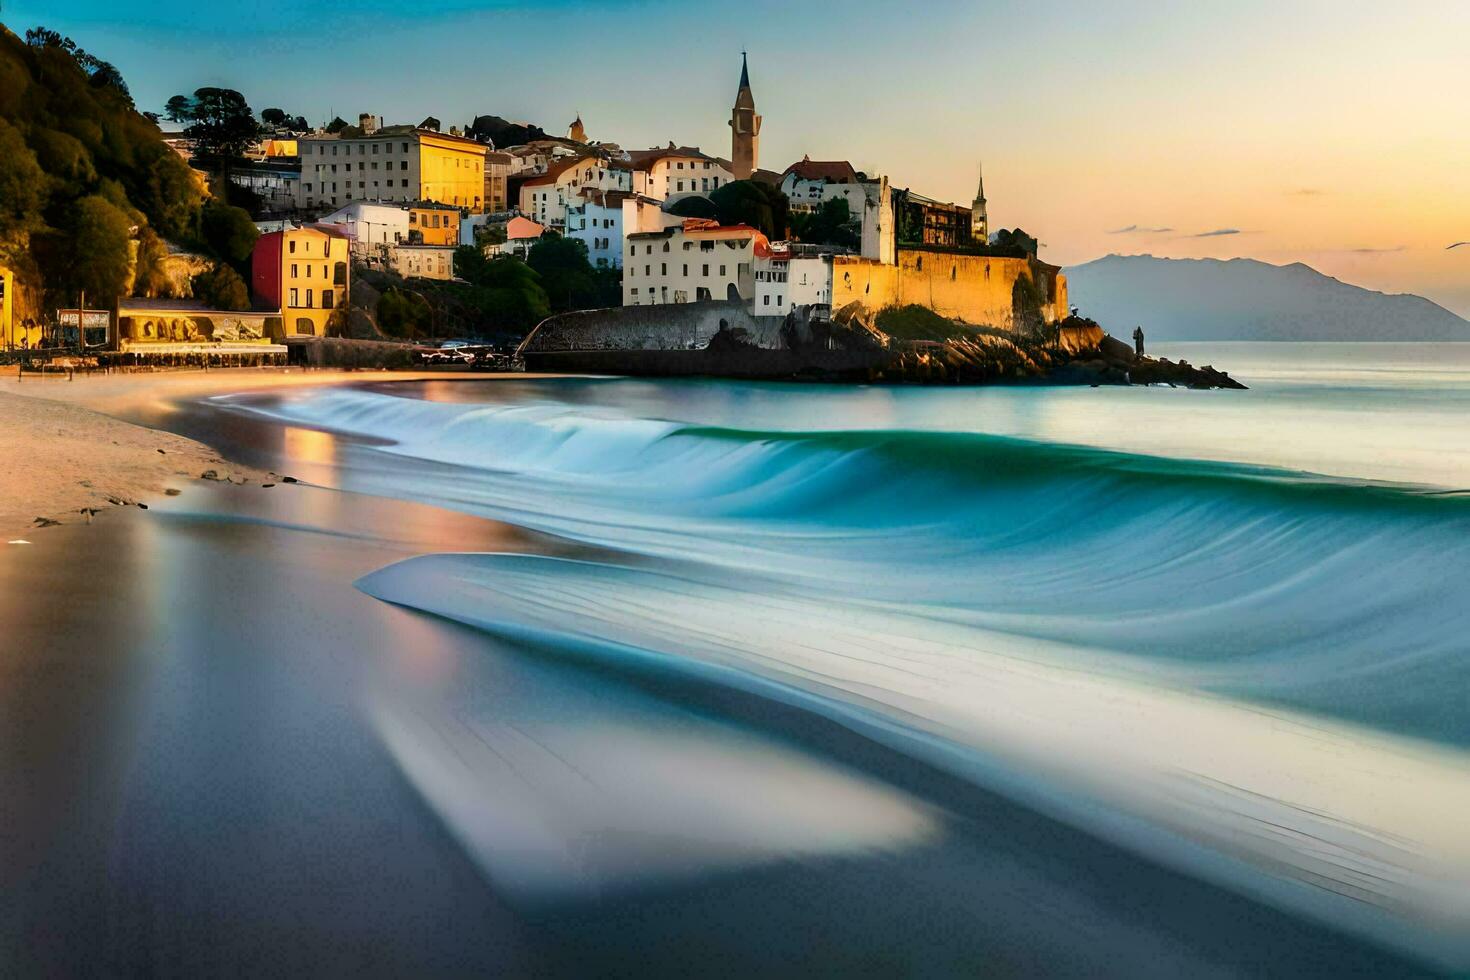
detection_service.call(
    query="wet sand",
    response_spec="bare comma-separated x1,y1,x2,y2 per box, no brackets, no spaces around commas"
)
0,369,558,535
0,374,1437,976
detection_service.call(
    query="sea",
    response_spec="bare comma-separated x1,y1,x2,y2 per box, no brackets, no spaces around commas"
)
3,342,1467,975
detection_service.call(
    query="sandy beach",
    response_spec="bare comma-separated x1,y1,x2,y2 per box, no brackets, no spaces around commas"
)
0,368,551,536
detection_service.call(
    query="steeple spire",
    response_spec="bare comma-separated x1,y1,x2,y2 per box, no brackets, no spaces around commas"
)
730,52,761,180
971,161,990,243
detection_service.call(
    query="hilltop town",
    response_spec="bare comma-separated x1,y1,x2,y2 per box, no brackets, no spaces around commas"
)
0,26,1090,374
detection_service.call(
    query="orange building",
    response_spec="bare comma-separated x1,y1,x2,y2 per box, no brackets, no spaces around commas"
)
408,204,460,246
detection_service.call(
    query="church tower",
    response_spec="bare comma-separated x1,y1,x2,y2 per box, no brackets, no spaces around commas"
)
568,114,587,143
729,53,761,180
971,163,989,244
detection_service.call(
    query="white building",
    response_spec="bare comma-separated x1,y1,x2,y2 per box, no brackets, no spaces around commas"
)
388,244,457,281
623,219,765,307
778,157,895,265
318,202,412,252
627,146,734,204
753,245,833,316
518,154,633,232
565,188,628,269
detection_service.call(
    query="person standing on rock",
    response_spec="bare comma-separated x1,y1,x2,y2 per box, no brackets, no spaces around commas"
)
1133,325,1146,357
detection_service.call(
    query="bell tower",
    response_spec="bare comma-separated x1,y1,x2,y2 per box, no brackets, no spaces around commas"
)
971,163,989,244
729,53,761,180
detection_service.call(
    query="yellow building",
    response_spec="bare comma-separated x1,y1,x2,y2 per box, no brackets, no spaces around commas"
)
832,250,1069,329
0,265,42,349
297,126,489,214
251,225,350,338
408,204,460,246
417,130,488,211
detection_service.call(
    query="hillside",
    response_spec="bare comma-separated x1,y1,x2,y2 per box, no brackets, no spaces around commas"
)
1065,254,1470,341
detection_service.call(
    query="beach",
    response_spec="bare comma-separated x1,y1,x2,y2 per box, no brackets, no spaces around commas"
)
3,348,1468,975
0,369,557,536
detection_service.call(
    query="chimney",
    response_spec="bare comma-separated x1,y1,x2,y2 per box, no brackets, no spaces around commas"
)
358,113,379,135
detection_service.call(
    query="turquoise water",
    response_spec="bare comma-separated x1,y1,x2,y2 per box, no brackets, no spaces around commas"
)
222,342,1470,970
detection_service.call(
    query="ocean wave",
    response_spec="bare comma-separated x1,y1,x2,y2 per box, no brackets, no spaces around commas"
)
357,551,1470,970
224,388,1470,744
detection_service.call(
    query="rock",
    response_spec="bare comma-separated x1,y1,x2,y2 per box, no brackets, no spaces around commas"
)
281,476,299,484
262,483,275,489
32,517,60,527
164,488,182,496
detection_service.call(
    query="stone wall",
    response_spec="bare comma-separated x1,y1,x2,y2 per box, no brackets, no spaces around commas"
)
519,301,786,354
832,250,1068,329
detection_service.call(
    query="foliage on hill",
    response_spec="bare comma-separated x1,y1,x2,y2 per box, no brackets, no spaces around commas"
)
526,235,620,313
789,197,860,250
664,182,791,240
0,24,255,308
874,304,971,342
708,180,789,240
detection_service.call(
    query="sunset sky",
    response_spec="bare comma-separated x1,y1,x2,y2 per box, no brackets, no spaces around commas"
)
11,0,1470,314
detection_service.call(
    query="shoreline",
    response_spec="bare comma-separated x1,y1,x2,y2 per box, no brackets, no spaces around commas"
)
0,368,560,537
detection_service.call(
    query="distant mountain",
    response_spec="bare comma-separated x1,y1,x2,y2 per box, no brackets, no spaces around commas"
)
1064,254,1470,341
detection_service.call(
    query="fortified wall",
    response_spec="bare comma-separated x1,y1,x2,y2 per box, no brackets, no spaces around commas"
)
518,301,785,354
832,250,1068,329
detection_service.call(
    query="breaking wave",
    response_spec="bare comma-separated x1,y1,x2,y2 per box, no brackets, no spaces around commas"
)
225,384,1470,967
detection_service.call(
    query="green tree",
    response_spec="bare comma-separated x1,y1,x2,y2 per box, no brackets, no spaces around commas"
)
527,235,599,312
132,227,172,297
0,119,45,238
667,195,719,221
325,116,349,134
377,288,431,338
708,180,789,239
163,94,192,123
57,195,133,303
789,197,860,250
198,199,259,265
260,107,286,127
992,228,1039,255
167,87,261,183
193,262,249,310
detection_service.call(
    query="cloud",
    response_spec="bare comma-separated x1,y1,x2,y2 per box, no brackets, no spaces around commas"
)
1288,188,1327,197
1107,224,1174,234
1347,246,1405,254
1189,228,1245,238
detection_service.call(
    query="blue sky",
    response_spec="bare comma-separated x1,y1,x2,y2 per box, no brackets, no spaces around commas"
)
7,0,1470,313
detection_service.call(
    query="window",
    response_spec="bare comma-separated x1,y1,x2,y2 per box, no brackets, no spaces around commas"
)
289,240,297,254
400,161,407,170
402,179,409,187
289,288,299,305
323,289,334,309
402,143,409,152
661,263,666,275
702,264,709,276
645,265,650,275
763,295,770,306
720,265,726,276
682,264,688,275
305,288,313,307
